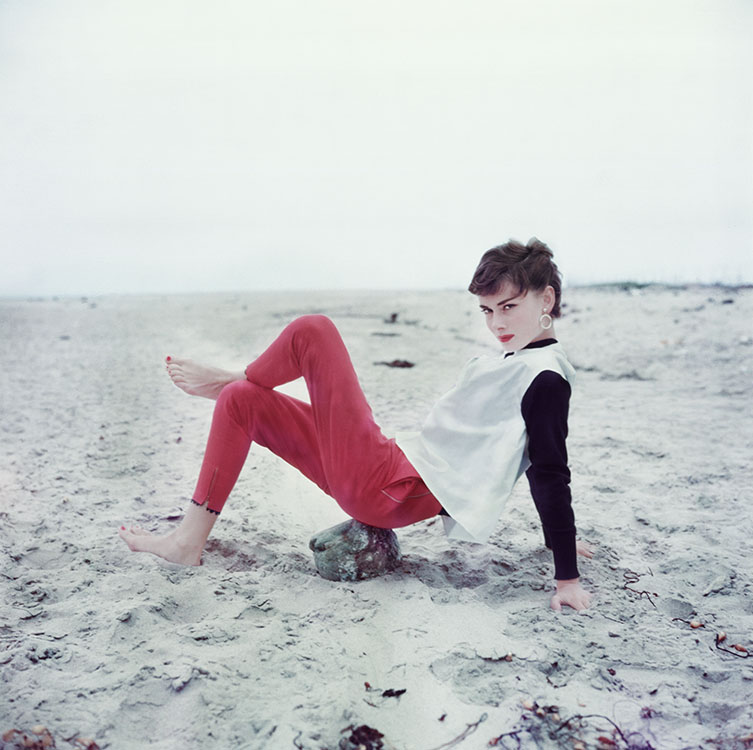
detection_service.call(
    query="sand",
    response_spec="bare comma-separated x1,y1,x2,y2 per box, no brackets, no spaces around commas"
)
1,285,752,749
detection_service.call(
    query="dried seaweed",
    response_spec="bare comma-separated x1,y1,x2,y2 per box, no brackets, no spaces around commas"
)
622,570,658,607
486,701,658,750
425,713,488,750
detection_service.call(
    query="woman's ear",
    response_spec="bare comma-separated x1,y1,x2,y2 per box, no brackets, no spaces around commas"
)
543,285,555,311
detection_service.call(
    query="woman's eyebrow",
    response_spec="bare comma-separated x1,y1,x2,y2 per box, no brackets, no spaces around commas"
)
479,295,518,310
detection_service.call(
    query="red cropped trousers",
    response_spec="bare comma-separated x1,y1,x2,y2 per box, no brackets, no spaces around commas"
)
190,315,442,528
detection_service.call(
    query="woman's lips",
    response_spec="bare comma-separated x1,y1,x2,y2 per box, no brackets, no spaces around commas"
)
499,334,514,343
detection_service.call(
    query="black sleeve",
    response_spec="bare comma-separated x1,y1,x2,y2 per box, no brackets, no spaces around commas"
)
521,370,579,580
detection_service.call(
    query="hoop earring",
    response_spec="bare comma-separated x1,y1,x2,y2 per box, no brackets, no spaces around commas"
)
539,311,553,330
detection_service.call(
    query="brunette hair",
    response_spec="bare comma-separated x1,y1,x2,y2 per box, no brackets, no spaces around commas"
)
468,238,563,317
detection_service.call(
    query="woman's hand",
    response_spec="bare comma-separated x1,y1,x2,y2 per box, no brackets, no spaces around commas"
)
550,578,592,612
576,539,594,558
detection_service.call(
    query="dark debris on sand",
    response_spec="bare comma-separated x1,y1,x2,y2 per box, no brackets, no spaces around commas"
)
374,359,415,368
338,724,385,750
1,727,99,750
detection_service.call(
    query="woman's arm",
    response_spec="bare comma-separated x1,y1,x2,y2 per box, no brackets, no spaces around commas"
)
521,370,592,611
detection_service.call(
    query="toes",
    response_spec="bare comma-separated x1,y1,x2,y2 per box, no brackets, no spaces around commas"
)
120,525,149,537
166,361,188,378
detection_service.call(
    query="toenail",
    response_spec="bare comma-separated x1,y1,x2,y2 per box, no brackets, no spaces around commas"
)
166,356,171,362
120,525,126,530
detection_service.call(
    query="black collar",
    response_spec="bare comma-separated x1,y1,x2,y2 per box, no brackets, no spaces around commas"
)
504,338,558,358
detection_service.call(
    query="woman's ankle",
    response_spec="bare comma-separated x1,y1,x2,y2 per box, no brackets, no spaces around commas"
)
174,501,219,548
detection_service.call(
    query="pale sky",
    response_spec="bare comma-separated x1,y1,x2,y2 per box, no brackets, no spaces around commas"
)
1,0,751,295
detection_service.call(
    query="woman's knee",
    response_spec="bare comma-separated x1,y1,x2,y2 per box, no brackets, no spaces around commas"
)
283,314,342,353
288,313,336,334
216,379,262,420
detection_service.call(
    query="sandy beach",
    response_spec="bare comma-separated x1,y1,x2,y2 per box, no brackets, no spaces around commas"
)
1,285,752,749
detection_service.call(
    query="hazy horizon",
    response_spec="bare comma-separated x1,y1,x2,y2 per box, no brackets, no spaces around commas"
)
3,278,751,303
2,0,751,296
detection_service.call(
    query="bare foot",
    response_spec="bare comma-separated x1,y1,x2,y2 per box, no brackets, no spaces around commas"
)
118,525,203,566
119,502,219,566
165,357,245,400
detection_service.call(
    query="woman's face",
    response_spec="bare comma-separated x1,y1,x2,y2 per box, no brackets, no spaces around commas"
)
477,282,555,353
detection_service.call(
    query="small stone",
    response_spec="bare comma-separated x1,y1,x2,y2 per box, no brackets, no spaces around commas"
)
690,620,703,629
309,520,401,582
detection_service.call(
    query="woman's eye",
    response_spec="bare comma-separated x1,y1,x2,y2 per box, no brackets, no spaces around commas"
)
503,304,516,311
482,309,492,315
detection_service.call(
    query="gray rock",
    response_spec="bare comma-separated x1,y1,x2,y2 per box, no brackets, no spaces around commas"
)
309,519,401,581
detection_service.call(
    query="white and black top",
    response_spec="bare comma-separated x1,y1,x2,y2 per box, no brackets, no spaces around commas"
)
397,338,579,580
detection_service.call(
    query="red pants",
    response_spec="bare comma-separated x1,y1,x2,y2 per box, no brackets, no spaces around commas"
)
191,315,443,528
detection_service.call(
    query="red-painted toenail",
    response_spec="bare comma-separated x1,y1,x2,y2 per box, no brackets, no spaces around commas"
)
120,525,126,530
166,356,171,362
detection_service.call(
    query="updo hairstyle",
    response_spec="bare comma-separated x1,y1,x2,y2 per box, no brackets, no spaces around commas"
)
467,238,563,318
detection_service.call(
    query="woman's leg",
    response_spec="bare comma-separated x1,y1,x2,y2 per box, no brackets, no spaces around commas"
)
119,380,328,565
241,315,442,526
186,314,404,514
120,315,440,564
243,315,402,503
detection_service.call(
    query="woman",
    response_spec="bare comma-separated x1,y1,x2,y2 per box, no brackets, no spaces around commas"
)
119,238,593,611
